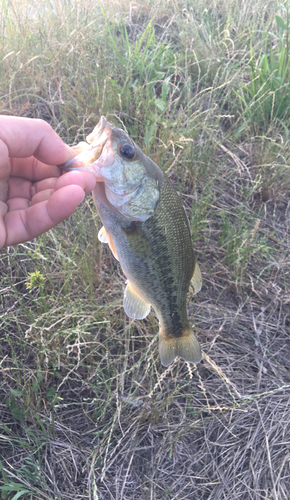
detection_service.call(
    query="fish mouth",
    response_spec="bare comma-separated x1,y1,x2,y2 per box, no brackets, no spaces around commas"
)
86,116,108,148
58,116,111,174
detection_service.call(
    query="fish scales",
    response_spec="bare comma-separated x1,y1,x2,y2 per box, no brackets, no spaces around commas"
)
137,177,195,338
59,117,202,366
95,175,194,338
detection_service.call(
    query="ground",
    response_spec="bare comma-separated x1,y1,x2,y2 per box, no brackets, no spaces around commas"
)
0,0,290,499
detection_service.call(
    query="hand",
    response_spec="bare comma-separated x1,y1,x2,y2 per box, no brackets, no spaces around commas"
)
0,116,96,248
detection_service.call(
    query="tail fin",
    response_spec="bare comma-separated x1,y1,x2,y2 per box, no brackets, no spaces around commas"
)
159,326,202,367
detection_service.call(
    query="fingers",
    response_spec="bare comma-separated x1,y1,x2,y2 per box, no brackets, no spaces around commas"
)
30,171,96,204
0,116,76,166
0,142,10,202
51,170,96,194
7,171,96,209
4,185,87,246
7,176,32,201
27,171,96,206
0,116,77,203
10,156,61,181
2,171,96,246
0,201,8,248
0,116,97,248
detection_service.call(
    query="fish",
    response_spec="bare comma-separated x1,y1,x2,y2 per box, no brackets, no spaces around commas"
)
59,116,202,366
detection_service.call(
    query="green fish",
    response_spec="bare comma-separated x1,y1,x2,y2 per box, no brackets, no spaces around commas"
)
59,117,202,366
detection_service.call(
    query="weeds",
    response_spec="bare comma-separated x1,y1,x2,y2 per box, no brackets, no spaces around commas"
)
1,0,290,499
235,3,290,136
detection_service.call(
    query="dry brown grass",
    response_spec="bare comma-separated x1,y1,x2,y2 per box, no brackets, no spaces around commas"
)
1,0,290,499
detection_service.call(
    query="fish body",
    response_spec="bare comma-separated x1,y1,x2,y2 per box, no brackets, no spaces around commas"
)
59,117,202,366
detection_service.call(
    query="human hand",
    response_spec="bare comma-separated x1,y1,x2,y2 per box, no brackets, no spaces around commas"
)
0,116,96,248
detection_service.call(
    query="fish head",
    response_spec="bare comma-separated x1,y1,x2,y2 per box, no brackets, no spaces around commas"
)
59,116,160,221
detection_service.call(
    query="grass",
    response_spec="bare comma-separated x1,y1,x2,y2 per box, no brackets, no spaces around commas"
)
1,0,290,498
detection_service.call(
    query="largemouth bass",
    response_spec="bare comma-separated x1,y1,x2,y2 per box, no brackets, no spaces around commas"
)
59,117,202,366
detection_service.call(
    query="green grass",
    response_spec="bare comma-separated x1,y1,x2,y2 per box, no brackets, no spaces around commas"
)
1,0,290,499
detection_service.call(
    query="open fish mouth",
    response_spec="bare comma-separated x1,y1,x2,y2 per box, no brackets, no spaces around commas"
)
58,116,111,172
86,115,108,149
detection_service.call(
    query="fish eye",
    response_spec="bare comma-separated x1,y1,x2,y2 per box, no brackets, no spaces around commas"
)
119,143,135,160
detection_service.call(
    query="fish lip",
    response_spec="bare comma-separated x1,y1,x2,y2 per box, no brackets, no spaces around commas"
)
86,115,108,146
58,116,111,172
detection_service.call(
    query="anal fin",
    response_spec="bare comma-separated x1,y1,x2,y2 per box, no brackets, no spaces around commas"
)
159,326,201,367
189,261,202,295
123,281,151,320
98,226,119,261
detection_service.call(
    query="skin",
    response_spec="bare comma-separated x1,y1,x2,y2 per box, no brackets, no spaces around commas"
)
0,116,96,248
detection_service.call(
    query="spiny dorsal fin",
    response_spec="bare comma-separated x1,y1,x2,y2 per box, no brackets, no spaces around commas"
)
123,281,151,320
189,261,202,295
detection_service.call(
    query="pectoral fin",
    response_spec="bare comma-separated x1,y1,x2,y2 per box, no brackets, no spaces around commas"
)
98,226,119,261
98,226,109,244
189,261,202,295
123,281,151,320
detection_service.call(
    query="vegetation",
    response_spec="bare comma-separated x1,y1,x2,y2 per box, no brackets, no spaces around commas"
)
0,0,289,498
